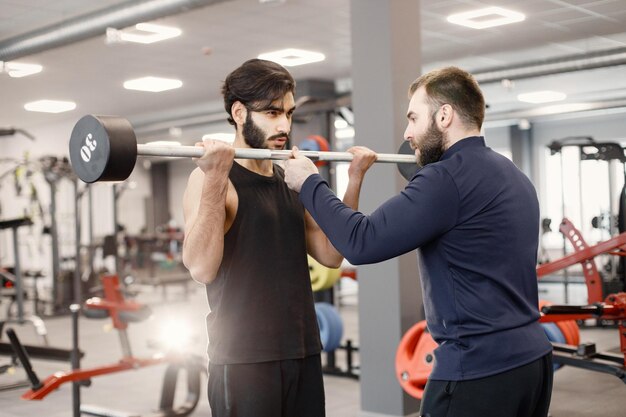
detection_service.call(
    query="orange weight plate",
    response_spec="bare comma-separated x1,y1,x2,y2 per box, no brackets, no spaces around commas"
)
395,320,438,400
555,320,574,345
564,319,580,346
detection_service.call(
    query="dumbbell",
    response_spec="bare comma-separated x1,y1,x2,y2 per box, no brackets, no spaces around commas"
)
68,114,419,183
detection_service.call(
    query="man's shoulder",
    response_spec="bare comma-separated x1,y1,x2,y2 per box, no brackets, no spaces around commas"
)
409,163,458,196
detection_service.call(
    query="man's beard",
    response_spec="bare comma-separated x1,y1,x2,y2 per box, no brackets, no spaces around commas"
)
417,120,446,167
242,112,289,149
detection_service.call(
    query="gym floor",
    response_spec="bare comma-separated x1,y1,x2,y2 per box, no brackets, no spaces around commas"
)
1,282,625,417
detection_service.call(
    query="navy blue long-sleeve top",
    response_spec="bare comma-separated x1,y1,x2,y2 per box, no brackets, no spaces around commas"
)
299,136,552,380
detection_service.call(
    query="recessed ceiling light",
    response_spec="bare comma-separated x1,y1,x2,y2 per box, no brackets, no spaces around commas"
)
335,127,355,139
123,76,183,92
517,91,567,104
2,61,43,78
202,133,235,143
334,119,348,129
540,103,590,114
258,48,325,67
168,126,182,137
106,23,182,45
24,100,76,113
447,7,525,29
518,119,531,130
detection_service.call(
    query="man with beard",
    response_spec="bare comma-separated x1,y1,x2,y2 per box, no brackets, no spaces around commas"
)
182,58,376,417
283,66,553,417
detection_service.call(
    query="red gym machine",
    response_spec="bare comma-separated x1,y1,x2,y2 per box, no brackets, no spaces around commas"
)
396,218,626,400
536,218,626,381
7,274,204,417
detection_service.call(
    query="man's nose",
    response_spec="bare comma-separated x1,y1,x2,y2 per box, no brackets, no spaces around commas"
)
403,125,411,141
277,114,290,133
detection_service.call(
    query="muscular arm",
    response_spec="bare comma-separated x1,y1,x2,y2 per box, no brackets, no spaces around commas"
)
182,140,235,284
304,147,376,268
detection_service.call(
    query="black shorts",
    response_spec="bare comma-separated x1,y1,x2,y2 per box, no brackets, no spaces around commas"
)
207,354,325,417
420,353,553,417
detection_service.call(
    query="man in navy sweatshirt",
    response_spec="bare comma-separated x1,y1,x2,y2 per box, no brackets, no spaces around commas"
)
284,66,553,417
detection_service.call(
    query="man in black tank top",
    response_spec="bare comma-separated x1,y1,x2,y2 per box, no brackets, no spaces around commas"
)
182,59,376,417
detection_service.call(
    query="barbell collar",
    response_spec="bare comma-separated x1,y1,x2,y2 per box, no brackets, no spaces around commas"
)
136,144,417,164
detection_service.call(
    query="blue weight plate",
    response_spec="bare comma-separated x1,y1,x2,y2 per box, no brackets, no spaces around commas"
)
315,302,343,352
541,322,565,371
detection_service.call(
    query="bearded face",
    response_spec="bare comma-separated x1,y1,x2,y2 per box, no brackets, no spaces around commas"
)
416,115,446,167
242,110,268,149
404,87,448,168
242,109,290,150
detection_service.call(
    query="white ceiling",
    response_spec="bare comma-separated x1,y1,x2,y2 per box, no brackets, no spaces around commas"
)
2,0,626,142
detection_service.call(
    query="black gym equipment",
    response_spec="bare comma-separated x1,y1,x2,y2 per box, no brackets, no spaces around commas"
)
541,298,626,384
0,323,81,392
68,115,418,183
39,155,79,313
0,126,35,141
0,217,49,343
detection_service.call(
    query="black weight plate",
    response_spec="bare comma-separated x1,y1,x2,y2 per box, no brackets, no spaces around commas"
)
69,115,112,183
97,116,137,182
397,141,419,181
69,115,137,183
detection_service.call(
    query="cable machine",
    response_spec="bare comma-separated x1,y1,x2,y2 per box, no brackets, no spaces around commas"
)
546,137,626,302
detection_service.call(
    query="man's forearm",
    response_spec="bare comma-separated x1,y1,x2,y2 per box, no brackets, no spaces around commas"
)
342,175,365,210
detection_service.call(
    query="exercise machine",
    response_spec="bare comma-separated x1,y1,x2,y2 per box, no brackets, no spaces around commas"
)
8,274,204,417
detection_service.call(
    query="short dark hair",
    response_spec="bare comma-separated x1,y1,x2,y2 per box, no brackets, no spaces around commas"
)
408,67,485,130
222,59,296,126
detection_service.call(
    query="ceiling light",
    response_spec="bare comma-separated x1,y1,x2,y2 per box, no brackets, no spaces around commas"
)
335,127,355,139
518,119,531,130
168,126,182,137
258,48,325,67
539,103,591,114
447,7,525,29
334,119,348,129
106,23,182,45
1,61,43,78
517,91,567,104
123,76,183,92
202,133,235,143
24,100,76,113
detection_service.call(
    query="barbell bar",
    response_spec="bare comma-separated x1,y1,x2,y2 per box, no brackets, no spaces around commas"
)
137,144,417,163
68,114,419,184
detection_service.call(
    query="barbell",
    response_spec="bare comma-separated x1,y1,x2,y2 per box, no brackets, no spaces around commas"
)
68,114,419,183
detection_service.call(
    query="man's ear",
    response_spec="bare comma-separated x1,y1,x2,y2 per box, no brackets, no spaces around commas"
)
232,101,247,125
438,104,453,128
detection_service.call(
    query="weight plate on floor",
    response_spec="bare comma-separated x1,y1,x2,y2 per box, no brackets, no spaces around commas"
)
314,302,343,352
395,320,438,400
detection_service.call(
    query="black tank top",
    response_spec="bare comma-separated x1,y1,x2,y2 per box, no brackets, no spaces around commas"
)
205,161,322,364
